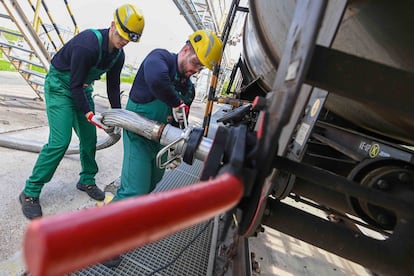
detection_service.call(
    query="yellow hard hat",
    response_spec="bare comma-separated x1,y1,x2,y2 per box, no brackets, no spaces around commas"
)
189,30,223,70
114,4,144,42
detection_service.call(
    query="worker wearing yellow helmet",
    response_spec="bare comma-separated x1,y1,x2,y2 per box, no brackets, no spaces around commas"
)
19,4,144,221
98,28,222,268
112,29,223,197
188,29,223,70
114,3,145,42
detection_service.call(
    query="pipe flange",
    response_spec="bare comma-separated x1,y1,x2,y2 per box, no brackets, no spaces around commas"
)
182,127,204,165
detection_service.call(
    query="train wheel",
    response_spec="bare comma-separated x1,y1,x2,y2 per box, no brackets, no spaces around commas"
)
347,158,414,230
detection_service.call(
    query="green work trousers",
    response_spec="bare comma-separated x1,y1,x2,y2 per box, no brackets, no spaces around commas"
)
112,98,170,201
112,129,164,200
24,70,97,197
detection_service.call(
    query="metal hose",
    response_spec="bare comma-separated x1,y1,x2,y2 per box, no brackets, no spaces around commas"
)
0,109,208,161
101,109,165,142
0,109,165,154
101,109,213,162
0,127,121,155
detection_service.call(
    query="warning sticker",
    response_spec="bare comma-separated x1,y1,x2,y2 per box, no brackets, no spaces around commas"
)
369,143,380,158
310,99,321,117
295,123,310,146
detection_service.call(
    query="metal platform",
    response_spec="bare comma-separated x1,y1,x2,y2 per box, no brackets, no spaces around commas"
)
72,160,218,276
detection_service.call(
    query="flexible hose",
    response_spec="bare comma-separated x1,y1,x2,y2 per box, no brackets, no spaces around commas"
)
101,109,165,141
0,129,121,155
0,108,169,154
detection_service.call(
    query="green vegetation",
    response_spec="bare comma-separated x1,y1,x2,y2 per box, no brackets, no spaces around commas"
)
121,75,135,84
0,59,16,71
220,79,237,96
100,74,135,84
29,64,47,74
1,30,19,42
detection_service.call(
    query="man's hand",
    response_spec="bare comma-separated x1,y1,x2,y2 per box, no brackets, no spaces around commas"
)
87,112,109,130
172,101,189,128
172,102,189,122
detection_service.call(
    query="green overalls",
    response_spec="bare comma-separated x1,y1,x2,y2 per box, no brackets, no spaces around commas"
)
113,74,194,201
24,30,120,197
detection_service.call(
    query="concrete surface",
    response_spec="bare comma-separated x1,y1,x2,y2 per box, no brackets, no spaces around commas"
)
0,71,127,275
0,71,371,276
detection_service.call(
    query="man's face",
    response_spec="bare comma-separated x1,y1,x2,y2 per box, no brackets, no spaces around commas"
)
110,23,129,49
178,46,204,78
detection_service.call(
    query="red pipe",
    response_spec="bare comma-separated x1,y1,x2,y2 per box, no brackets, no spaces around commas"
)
24,173,243,276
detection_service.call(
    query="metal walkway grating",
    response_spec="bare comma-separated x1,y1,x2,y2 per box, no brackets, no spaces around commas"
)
72,159,216,276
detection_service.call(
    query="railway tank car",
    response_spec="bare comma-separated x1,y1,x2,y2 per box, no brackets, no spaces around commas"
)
241,0,414,145
229,0,414,275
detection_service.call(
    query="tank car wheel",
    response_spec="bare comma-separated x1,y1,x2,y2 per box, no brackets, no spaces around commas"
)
347,158,414,230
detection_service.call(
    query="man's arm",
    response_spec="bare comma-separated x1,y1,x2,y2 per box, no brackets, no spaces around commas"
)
144,52,181,107
69,46,98,114
106,52,124,109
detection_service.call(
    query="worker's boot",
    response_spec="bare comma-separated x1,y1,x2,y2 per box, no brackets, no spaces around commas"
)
19,191,42,219
76,182,105,201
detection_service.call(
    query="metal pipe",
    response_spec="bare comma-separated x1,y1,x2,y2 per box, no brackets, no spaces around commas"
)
102,109,164,142
0,132,120,154
0,108,212,157
194,137,213,161
102,109,214,161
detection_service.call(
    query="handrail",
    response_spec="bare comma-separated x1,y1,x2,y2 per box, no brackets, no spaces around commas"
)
26,0,58,51
63,0,79,35
39,0,65,45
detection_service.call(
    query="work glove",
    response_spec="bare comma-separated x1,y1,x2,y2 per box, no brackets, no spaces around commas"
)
165,150,182,172
87,113,109,130
172,101,189,129
172,101,189,123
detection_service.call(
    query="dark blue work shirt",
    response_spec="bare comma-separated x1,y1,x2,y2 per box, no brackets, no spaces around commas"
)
51,28,124,113
129,48,193,107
